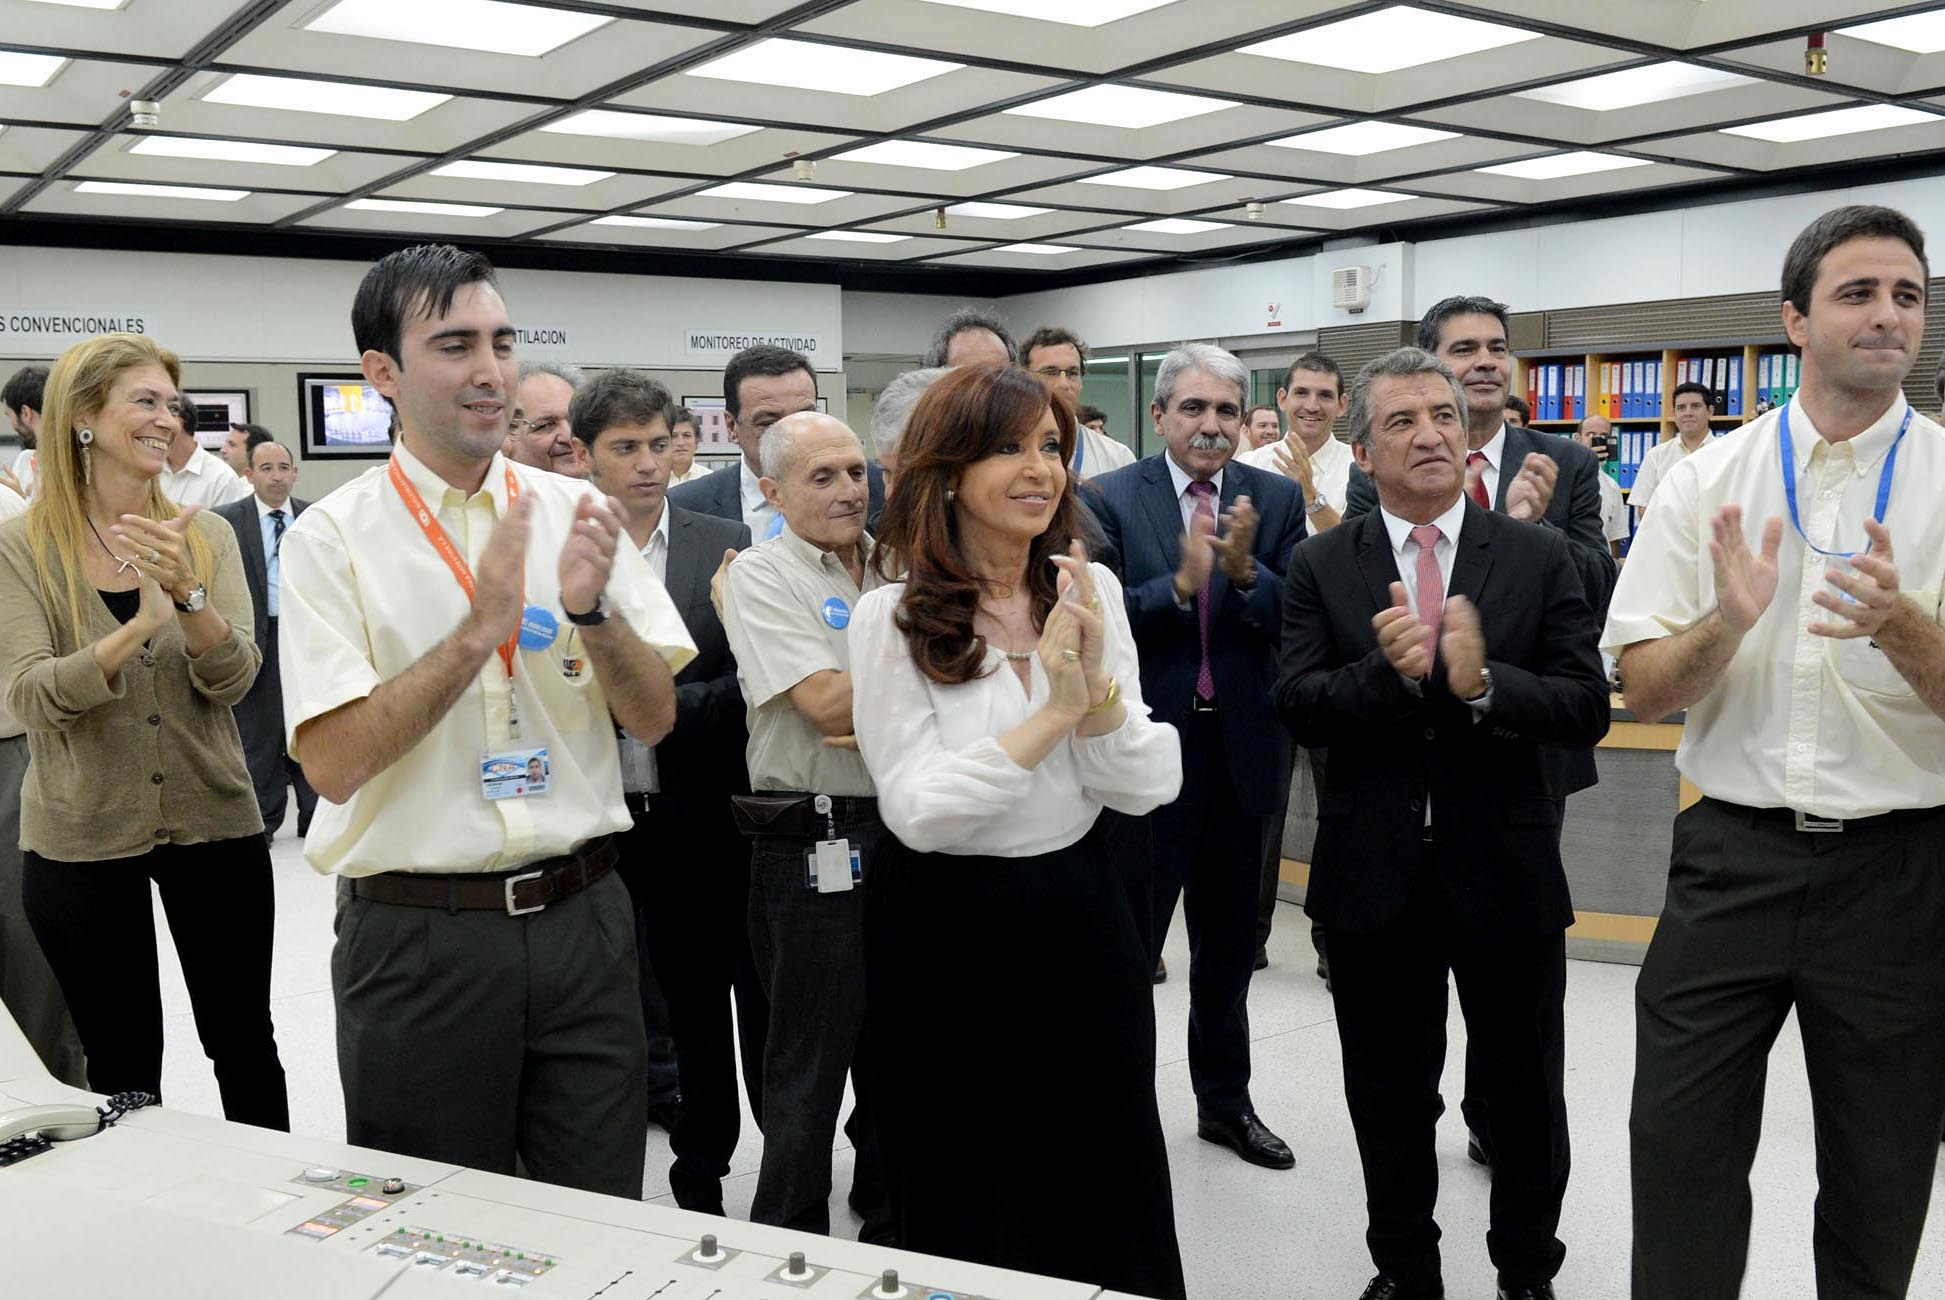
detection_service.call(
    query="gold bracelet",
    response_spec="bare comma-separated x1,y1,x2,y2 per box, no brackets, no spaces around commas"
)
1084,676,1120,716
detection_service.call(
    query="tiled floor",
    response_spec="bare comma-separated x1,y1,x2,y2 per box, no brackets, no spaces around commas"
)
147,816,1945,1300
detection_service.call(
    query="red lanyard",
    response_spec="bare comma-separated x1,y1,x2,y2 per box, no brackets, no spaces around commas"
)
388,457,522,681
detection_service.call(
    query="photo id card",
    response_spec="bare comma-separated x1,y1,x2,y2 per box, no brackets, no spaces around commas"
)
805,839,860,893
481,747,551,801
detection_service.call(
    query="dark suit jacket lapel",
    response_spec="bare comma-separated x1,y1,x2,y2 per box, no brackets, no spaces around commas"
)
1138,457,1183,573
1352,507,1400,616
663,509,702,607
235,505,267,593
1449,499,1496,606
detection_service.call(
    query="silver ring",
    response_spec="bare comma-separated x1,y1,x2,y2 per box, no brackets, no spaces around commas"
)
146,549,160,564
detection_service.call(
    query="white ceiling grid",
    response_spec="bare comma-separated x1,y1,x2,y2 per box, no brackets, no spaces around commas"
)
0,0,1942,281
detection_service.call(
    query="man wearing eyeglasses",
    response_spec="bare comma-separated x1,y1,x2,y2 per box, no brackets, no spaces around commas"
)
1023,325,1136,481
507,361,591,480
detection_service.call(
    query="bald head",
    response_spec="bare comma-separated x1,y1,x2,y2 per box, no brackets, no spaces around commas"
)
1575,413,1612,454
759,411,869,549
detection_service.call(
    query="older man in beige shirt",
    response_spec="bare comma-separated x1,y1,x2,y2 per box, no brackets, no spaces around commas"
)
280,244,693,1198
1607,205,1945,1300
721,409,892,1243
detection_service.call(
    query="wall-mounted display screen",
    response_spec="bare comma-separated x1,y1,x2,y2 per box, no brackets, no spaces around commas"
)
298,373,393,460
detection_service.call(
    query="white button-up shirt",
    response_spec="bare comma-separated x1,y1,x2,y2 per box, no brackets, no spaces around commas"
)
159,445,251,510
1164,454,1224,534
1237,433,1353,510
739,459,781,542
279,441,695,876
1603,395,1945,818
1629,432,1711,520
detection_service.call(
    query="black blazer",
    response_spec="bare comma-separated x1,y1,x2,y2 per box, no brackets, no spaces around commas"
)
667,459,887,533
1084,453,1307,817
213,494,308,649
655,505,753,802
1275,502,1609,942
1346,425,1613,797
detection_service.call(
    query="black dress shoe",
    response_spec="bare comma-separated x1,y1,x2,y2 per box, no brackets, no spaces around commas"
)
1153,957,1167,984
1197,1112,1295,1169
1356,1275,1443,1300
1467,1129,1493,1169
1253,945,1269,971
1497,1284,1555,1300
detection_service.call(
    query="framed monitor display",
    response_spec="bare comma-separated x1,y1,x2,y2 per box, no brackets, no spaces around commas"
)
298,372,393,460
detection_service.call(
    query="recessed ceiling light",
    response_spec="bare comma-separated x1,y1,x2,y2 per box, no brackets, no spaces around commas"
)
1516,63,1755,112
74,180,249,202
303,0,611,58
832,140,1018,171
1842,12,1945,55
1124,218,1234,234
686,38,961,97
345,198,504,217
1243,6,1540,75
541,109,760,146
806,231,910,243
0,52,66,87
1476,151,1652,179
593,215,721,230
1281,187,1412,209
699,181,853,204
433,159,614,186
1722,104,1937,143
914,0,1173,26
1271,121,1458,155
1076,165,1231,191
946,201,1051,219
997,243,1079,255
1005,84,1236,129
22,0,126,8
203,73,450,121
129,136,336,166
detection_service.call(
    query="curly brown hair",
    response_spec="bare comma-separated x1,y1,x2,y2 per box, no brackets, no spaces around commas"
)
871,363,1079,686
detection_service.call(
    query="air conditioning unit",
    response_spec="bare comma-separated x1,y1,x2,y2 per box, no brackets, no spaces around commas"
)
1331,264,1374,313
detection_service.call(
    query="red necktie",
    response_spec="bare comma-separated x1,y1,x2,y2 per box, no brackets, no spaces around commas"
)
1466,450,1491,510
1188,481,1217,700
1411,523,1444,649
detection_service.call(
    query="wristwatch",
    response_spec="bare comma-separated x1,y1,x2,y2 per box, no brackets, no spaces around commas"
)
564,594,610,627
1305,493,1330,516
1464,666,1494,705
172,584,207,614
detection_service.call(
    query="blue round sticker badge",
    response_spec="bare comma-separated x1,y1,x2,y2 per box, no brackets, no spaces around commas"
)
518,604,560,651
822,596,851,630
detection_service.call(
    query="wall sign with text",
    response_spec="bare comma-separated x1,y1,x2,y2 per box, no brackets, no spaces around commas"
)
0,309,158,350
684,329,829,366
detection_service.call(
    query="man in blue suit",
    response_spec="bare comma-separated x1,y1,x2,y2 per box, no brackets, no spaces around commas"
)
668,345,885,536
1087,343,1307,1170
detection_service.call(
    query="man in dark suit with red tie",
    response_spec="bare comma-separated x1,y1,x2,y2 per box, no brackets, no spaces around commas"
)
1086,342,1307,1170
214,438,316,841
1277,347,1609,1300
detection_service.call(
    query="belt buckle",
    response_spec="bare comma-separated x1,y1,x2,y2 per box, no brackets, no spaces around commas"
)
1191,695,1218,713
503,869,547,915
1794,810,1844,833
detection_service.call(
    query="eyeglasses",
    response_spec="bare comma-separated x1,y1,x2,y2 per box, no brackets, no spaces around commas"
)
1033,366,1085,382
509,417,564,438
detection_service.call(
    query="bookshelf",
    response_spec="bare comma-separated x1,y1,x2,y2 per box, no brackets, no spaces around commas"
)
1514,336,1794,556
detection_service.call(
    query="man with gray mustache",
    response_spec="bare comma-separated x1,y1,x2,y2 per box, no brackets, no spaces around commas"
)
1085,343,1308,1170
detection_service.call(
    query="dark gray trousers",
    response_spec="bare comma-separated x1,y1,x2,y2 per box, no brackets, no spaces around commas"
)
333,868,648,1198
746,813,889,1238
1632,798,1945,1300
0,734,85,1087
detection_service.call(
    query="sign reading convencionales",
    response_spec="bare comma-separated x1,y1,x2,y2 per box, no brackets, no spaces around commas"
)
0,310,158,348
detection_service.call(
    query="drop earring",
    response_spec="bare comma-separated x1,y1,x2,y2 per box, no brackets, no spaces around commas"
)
76,427,93,445
945,487,956,502
78,429,93,485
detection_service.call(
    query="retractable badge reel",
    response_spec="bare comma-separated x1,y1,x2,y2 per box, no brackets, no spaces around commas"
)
810,794,858,894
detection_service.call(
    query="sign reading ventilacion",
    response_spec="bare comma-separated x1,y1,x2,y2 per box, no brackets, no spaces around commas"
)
0,309,158,350
684,328,828,365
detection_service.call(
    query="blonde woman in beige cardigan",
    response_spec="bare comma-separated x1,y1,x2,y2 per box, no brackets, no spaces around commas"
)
0,332,287,1129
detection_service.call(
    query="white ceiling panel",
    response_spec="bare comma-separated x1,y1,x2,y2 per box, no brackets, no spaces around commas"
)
539,215,808,252
26,177,321,224
296,199,597,240
79,130,417,192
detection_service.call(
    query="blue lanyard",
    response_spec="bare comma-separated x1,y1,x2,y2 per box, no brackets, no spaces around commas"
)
1072,428,1086,475
1778,402,1909,558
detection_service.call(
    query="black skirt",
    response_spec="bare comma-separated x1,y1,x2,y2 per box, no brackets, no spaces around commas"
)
863,820,1187,1300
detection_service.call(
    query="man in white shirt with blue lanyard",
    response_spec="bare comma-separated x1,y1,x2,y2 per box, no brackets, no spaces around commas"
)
1605,204,1945,1300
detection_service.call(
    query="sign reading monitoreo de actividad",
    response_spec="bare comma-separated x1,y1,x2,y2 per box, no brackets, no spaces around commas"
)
0,310,157,349
684,329,828,365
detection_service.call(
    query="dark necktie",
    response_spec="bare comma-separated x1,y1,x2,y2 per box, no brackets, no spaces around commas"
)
269,509,287,552
1187,481,1216,700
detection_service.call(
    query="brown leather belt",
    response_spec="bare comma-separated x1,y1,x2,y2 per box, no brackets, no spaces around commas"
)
349,836,618,915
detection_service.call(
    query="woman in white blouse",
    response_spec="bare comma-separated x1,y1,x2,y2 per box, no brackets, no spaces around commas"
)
849,363,1185,1300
